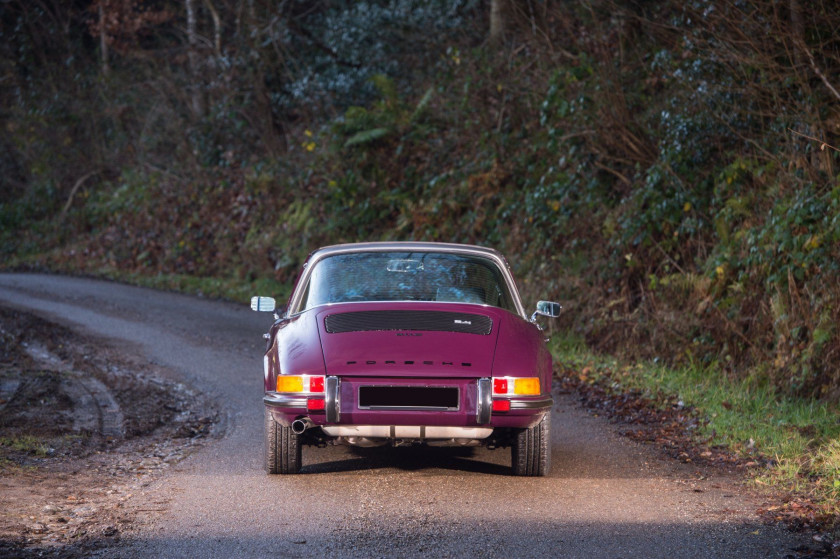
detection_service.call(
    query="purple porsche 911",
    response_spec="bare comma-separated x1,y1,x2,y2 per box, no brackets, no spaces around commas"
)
251,242,561,476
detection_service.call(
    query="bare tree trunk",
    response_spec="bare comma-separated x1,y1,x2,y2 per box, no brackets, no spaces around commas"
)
490,0,506,44
203,0,222,57
790,0,804,69
185,0,203,118
98,2,109,76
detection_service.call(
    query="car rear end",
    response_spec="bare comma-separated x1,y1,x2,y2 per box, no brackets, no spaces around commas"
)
257,242,557,475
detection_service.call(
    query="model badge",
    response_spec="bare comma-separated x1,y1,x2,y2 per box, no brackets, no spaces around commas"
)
454,319,472,325
396,332,422,337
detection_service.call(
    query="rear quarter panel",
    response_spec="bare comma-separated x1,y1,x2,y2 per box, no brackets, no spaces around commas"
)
265,310,326,392
491,312,553,394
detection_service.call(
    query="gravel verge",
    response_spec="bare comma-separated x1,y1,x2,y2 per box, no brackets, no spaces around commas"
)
0,306,220,558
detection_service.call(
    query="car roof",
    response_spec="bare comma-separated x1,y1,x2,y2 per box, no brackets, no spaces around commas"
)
310,241,505,260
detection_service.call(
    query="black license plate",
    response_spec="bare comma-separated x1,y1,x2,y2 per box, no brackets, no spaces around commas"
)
358,386,459,410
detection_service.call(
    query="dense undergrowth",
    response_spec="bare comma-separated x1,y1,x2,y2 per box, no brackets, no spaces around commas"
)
4,0,839,401
1,0,839,524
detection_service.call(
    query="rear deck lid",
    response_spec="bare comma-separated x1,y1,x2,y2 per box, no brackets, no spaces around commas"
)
317,304,502,377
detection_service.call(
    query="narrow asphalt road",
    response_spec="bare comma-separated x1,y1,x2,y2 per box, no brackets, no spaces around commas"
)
0,274,811,558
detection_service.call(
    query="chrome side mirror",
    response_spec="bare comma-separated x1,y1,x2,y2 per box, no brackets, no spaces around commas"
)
251,296,276,312
530,300,562,323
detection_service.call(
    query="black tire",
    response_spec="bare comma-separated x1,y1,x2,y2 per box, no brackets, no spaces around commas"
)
511,412,551,476
265,408,302,474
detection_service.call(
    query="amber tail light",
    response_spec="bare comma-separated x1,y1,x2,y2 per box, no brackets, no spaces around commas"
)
492,376,541,396
276,375,326,394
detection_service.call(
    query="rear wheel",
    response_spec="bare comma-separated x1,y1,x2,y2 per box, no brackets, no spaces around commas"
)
265,408,302,474
511,412,551,476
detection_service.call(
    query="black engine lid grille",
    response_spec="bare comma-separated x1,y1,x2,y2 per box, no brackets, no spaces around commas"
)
325,310,492,335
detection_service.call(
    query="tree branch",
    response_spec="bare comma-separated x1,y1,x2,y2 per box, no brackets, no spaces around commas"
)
788,128,840,153
61,171,98,219
801,42,840,103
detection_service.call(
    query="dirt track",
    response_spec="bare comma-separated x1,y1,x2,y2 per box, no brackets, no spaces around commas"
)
0,274,823,558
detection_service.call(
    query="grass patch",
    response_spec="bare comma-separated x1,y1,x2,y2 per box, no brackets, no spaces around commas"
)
2,243,291,306
550,330,840,521
118,272,290,304
0,435,51,457
1,258,291,307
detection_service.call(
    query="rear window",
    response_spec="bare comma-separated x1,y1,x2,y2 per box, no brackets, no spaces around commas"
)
299,252,515,312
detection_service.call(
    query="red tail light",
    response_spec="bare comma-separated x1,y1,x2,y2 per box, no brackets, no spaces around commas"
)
307,398,325,411
493,378,508,394
309,376,325,393
492,399,511,412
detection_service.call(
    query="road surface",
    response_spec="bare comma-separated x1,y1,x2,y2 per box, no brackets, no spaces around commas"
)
0,274,811,558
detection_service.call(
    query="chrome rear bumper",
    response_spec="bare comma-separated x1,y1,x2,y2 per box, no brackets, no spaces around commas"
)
321,425,493,439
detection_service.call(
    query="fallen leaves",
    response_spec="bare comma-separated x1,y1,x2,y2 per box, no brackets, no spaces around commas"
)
557,364,743,468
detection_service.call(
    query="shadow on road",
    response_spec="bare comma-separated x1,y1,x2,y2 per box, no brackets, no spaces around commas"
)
300,445,513,476
111,519,818,559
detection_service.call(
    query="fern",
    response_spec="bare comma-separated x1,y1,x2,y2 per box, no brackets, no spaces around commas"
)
410,87,435,123
343,127,391,148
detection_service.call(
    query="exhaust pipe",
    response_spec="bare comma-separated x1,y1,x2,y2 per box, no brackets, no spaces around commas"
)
291,418,313,435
